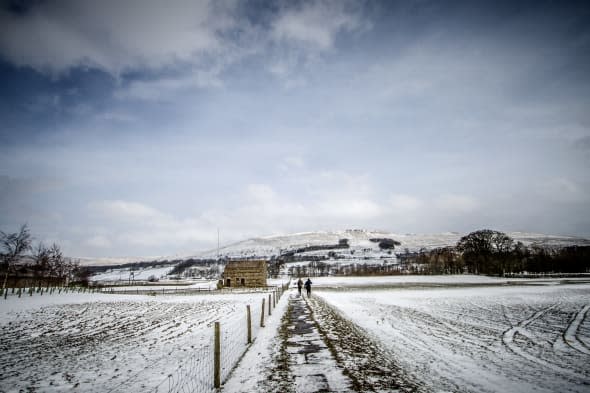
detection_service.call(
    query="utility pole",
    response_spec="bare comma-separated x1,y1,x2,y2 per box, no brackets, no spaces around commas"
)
217,228,220,260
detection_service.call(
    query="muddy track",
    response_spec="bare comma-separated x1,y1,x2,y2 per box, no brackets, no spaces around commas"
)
306,295,422,393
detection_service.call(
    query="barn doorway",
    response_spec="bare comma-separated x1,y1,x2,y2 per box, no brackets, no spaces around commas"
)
226,278,231,287
240,278,245,286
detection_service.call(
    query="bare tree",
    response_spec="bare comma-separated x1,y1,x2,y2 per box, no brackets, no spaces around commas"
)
1,224,32,290
33,242,51,281
49,243,65,281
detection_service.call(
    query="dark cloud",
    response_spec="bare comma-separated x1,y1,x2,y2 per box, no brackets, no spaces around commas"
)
575,135,590,150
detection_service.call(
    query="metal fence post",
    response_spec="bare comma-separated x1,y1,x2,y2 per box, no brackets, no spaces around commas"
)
260,298,265,327
214,322,221,388
247,305,252,344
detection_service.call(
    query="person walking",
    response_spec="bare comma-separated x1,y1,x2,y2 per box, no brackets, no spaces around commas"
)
297,278,303,296
304,278,312,297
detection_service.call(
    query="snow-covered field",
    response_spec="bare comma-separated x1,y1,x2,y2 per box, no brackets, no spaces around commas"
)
91,266,174,282
0,290,277,393
2,276,588,393
315,282,590,392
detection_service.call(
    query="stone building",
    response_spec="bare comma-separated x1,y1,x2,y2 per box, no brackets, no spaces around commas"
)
222,260,267,288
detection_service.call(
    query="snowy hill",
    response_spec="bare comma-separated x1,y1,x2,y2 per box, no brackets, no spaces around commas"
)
79,229,590,268
193,229,590,260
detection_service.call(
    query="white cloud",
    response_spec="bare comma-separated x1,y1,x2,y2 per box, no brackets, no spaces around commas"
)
91,200,166,221
88,199,217,253
434,194,480,213
271,0,364,50
245,184,278,205
390,194,423,210
278,156,306,172
266,0,369,86
84,235,112,249
317,198,383,219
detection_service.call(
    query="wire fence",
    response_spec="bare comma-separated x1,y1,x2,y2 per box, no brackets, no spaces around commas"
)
1,285,98,299
1,282,288,392
151,284,287,393
152,345,215,393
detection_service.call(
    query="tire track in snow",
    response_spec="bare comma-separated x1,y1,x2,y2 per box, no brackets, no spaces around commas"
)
563,304,590,355
349,301,471,392
501,303,585,378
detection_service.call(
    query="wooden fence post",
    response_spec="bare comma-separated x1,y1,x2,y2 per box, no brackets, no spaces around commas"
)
273,291,276,308
268,294,272,316
247,305,252,344
214,322,221,388
260,298,265,327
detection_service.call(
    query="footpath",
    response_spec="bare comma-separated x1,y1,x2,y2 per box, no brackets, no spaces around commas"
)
282,292,354,393
223,289,419,392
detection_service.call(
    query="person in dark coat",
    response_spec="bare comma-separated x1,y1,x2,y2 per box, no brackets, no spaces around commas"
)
304,278,312,297
297,278,303,296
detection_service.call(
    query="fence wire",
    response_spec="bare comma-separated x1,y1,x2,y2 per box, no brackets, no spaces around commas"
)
3,285,285,393
151,290,281,393
153,345,215,393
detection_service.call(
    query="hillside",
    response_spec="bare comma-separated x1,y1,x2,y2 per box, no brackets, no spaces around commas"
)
79,229,590,271
193,229,590,260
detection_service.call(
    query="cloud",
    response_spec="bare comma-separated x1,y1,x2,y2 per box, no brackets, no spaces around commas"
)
574,135,590,150
390,194,423,211
0,0,232,75
434,194,480,213
266,0,369,85
87,200,217,253
114,69,224,101
537,178,587,204
84,235,112,249
90,200,166,221
271,0,365,51
316,198,383,219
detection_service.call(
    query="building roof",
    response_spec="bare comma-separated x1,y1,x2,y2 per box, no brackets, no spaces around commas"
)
224,260,267,269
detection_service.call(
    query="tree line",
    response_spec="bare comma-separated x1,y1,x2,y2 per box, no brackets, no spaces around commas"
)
399,229,590,276
1,225,89,289
285,229,589,278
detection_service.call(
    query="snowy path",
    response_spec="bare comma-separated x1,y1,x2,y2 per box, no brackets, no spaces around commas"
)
285,293,354,393
224,290,419,392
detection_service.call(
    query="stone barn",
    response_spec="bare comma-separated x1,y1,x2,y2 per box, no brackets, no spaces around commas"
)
222,260,267,288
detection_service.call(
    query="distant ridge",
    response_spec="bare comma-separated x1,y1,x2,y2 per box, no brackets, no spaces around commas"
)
77,230,590,266
192,229,590,260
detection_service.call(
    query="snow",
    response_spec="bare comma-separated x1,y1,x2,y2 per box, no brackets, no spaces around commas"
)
301,274,508,287
2,276,589,392
0,289,281,393
314,281,590,392
221,289,291,392
91,266,174,282
193,229,590,260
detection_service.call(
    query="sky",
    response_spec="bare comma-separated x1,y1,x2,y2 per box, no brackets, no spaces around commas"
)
0,0,589,258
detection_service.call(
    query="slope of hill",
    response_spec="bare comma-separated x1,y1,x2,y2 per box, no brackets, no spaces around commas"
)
193,229,590,260
79,229,590,268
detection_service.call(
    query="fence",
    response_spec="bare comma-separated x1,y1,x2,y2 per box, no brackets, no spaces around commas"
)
151,284,288,393
2,285,98,299
2,282,289,392
97,285,279,296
